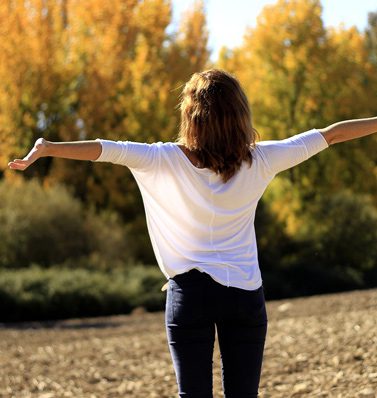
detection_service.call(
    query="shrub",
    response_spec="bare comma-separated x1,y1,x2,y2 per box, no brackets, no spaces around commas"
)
257,187,377,298
0,265,166,322
301,190,377,273
125,266,168,311
0,179,132,269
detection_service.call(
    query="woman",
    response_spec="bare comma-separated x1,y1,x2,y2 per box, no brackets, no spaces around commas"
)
8,69,377,397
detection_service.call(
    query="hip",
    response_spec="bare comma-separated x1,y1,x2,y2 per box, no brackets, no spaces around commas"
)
166,269,268,326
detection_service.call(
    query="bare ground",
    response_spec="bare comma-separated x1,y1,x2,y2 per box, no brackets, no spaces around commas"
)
0,288,376,398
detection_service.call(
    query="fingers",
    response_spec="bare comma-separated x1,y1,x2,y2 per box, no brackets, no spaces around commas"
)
8,140,45,171
7,159,29,171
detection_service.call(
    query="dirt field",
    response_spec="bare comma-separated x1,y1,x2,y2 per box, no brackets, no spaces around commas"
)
0,288,376,398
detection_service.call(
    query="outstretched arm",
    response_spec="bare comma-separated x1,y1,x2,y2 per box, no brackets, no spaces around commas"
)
319,116,377,145
8,138,102,171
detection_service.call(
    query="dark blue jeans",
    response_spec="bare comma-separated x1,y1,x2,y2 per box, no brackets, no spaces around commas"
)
165,269,268,398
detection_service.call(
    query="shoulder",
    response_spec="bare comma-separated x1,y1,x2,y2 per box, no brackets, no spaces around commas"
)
124,140,178,154
141,141,177,150
133,141,180,166
147,141,179,157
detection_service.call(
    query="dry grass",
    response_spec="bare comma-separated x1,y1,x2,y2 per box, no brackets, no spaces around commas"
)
0,288,376,397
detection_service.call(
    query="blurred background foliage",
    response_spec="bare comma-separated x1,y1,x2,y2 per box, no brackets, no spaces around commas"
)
0,0,376,321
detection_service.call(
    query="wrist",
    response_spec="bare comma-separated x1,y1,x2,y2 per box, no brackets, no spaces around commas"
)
40,139,53,157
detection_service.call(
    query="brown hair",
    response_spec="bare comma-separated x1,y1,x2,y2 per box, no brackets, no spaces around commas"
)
176,69,259,183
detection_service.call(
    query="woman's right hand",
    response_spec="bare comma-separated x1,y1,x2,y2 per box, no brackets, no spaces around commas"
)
8,138,50,171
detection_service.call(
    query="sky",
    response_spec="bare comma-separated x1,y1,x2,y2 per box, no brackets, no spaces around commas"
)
170,0,377,60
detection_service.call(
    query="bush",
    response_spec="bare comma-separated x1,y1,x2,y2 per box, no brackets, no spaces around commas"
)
257,188,377,298
255,197,292,272
0,179,132,269
0,265,166,322
126,266,168,311
295,190,377,273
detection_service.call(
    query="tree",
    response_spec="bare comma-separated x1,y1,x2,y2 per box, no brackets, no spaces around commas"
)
0,0,211,264
0,0,72,179
217,0,377,240
1,0,211,207
219,0,328,139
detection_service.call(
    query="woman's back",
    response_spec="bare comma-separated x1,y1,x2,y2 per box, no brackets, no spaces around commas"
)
92,128,328,289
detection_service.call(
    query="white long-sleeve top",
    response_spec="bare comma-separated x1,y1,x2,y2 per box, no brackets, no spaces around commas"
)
93,129,328,290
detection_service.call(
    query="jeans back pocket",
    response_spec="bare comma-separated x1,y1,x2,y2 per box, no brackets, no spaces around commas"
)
236,286,268,326
169,273,207,326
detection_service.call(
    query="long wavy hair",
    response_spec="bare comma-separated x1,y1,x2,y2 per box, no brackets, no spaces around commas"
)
176,69,259,183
